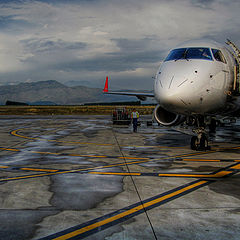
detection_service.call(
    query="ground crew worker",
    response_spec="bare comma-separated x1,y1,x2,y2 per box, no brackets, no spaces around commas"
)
131,109,139,132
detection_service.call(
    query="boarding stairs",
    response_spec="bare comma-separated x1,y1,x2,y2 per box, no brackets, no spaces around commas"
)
226,39,240,94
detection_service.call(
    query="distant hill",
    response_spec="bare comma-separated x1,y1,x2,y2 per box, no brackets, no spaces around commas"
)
0,80,140,105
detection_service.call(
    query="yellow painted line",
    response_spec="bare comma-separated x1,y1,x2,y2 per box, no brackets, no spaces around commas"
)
0,146,153,161
158,170,232,178
34,151,61,155
0,165,8,169
0,165,58,172
0,135,229,183
11,129,114,146
213,171,233,177
10,129,192,149
72,154,107,158
0,145,216,163
0,172,59,181
118,156,149,160
178,151,216,158
182,159,220,162
84,169,233,178
0,159,150,182
230,164,240,169
31,152,150,161
20,167,58,172
0,148,223,182
54,140,113,146
88,172,141,176
0,147,20,152
11,129,36,140
53,180,207,240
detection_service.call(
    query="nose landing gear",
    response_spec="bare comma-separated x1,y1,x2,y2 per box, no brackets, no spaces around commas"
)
191,128,210,151
189,116,211,151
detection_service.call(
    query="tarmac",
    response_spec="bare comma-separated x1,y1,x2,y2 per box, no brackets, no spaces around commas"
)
0,115,240,240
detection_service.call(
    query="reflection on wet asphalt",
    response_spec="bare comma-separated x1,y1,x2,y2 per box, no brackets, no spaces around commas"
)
51,171,123,210
0,210,59,240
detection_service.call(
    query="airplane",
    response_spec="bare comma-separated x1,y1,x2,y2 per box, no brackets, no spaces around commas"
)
103,38,240,151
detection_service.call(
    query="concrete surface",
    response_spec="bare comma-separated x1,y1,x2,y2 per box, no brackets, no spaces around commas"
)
0,115,240,240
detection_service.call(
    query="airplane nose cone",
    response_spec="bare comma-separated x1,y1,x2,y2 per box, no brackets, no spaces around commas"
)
154,61,212,114
155,76,190,111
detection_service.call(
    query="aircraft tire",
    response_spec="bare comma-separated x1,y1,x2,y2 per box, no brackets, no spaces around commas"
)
209,119,216,133
199,134,208,151
190,136,198,150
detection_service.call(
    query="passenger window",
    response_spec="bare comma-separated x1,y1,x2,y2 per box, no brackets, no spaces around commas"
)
211,49,226,63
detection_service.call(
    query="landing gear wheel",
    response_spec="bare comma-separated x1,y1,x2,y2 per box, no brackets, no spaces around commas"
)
190,136,198,150
190,134,210,151
209,119,216,133
199,134,209,151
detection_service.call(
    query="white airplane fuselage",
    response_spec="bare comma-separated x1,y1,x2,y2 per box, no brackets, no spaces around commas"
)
154,39,237,117
103,38,239,150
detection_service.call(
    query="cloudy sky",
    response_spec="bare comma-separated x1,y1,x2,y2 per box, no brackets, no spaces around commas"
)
0,0,239,89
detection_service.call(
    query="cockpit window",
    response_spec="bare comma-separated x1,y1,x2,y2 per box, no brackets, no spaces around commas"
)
164,48,213,61
211,49,226,63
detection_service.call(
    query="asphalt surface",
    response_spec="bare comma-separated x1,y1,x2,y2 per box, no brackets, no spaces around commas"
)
0,115,240,240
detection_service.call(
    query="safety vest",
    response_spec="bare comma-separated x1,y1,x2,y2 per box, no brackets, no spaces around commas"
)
131,111,139,119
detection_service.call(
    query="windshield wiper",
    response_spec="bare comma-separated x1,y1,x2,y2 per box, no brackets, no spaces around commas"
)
175,49,189,61
183,50,189,61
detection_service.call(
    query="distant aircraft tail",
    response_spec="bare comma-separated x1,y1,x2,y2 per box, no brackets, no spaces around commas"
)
102,75,154,100
103,76,109,92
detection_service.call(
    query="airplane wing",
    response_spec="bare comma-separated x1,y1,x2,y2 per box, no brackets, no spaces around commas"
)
103,76,154,101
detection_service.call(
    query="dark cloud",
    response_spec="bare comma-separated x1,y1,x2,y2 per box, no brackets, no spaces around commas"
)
21,38,87,54
20,37,164,73
113,38,153,52
54,49,164,72
191,0,215,8
0,15,34,32
53,37,164,72
0,0,239,91
37,0,98,3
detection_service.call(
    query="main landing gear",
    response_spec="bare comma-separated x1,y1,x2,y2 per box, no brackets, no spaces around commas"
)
189,116,211,151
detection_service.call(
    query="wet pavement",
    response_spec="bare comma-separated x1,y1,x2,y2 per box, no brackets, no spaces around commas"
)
0,115,240,239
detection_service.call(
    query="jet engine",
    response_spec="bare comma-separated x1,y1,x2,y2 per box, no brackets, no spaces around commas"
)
153,105,185,126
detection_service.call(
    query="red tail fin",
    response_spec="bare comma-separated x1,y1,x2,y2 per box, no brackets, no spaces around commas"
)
103,76,109,92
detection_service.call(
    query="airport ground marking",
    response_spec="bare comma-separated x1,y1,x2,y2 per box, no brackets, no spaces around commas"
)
12,127,240,150
1,131,240,181
0,144,226,167
10,129,192,149
0,165,8,169
0,146,208,161
0,148,224,182
177,158,240,162
38,162,240,240
3,123,240,239
3,126,240,183
0,159,151,183
38,179,211,240
0,160,237,179
87,170,234,178
88,162,240,178
20,167,59,172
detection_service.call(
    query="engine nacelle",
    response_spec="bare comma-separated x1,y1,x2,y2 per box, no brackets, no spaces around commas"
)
153,105,185,126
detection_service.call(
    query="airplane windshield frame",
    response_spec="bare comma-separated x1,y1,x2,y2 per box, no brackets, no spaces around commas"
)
164,47,213,62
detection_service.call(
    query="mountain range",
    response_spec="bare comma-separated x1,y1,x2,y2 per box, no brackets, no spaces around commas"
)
0,80,142,105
